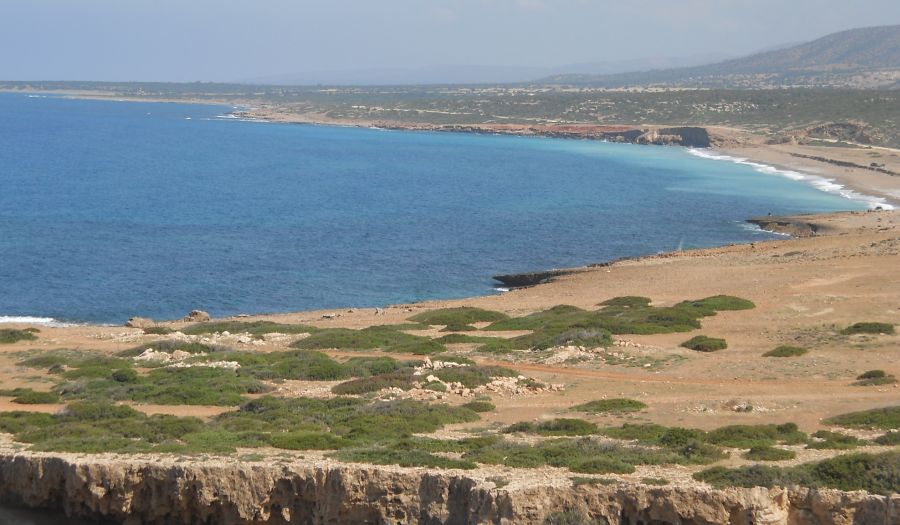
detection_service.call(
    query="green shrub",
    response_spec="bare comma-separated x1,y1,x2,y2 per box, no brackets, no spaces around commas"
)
0,411,55,434
852,370,897,386
440,324,478,332
743,446,796,461
676,295,755,313
706,424,806,448
270,431,349,450
13,390,60,404
551,329,612,348
571,476,617,487
875,432,900,445
333,447,476,469
0,328,39,344
533,419,599,436
823,406,900,430
461,401,495,412
142,326,174,335
807,430,862,450
694,451,900,494
433,365,517,388
423,381,447,392
763,346,808,357
840,322,895,335
641,477,670,486
291,326,446,354
331,370,415,395
571,457,635,474
130,367,265,406
409,307,509,326
572,399,647,414
435,334,500,345
598,296,651,308
681,336,727,352
543,509,604,525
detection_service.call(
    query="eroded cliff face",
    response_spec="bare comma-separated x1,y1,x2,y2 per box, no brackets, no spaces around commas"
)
0,453,896,525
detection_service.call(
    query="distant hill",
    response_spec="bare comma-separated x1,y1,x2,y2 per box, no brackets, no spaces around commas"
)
539,25,900,89
238,54,732,87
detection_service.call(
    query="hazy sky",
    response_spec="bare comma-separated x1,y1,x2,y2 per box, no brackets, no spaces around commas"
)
2,0,898,82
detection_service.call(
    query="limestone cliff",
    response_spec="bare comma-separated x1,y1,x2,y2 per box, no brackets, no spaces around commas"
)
0,453,896,525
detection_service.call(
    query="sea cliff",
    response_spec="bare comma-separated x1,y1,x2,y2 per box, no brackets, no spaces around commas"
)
0,453,897,525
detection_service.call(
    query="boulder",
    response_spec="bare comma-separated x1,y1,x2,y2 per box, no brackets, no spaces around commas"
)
183,310,211,323
125,317,155,329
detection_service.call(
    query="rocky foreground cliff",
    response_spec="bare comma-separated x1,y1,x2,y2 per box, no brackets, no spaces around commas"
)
0,453,896,525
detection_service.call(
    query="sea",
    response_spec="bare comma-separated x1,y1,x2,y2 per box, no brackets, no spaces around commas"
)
0,92,888,326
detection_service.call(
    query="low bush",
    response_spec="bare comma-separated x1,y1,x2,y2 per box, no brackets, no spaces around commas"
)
572,399,647,414
543,509,604,525
763,346,808,357
680,336,727,352
409,307,509,326
743,446,796,461
142,326,174,335
291,326,446,355
333,447,476,469
840,322,895,335
270,431,349,450
533,419,599,436
694,451,899,494
676,295,755,313
706,423,806,448
435,334,500,345
331,370,415,395
807,430,862,450
852,370,897,386
461,401,495,412
641,477,670,486
0,328,39,344
440,324,478,332
432,365,518,388
551,329,612,349
875,432,900,445
0,388,60,404
823,406,900,430
598,297,651,308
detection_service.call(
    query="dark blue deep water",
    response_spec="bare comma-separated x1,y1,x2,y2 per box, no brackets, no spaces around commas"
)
0,93,867,324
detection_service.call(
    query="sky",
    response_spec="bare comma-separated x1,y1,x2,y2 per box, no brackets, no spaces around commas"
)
1,0,898,83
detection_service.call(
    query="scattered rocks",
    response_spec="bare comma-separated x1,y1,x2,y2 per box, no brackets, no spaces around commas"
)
168,360,240,371
133,349,195,363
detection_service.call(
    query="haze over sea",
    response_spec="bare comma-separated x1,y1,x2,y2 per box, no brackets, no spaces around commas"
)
0,93,872,325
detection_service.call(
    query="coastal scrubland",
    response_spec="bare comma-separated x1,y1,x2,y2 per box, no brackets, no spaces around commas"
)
0,211,898,522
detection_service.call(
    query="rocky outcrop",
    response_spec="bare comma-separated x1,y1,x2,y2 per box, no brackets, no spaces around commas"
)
637,127,711,148
183,310,211,323
747,216,836,238
0,453,896,525
492,269,578,288
124,317,156,329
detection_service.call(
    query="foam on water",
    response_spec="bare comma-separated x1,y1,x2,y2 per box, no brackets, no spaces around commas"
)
0,316,73,327
687,148,895,211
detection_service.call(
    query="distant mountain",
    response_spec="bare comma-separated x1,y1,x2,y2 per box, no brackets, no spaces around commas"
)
237,54,732,86
539,25,900,89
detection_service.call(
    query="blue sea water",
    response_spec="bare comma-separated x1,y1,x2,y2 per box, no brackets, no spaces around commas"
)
0,93,874,324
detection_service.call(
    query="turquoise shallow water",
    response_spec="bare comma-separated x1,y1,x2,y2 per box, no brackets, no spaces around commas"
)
0,93,868,324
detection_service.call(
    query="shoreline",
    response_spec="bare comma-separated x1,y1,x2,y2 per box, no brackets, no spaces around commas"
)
1,89,898,327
